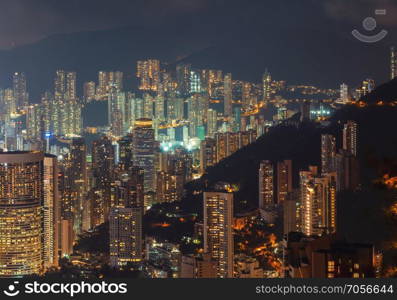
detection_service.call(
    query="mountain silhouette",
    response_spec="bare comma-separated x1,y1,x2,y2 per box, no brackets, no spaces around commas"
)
361,77,397,104
0,9,394,100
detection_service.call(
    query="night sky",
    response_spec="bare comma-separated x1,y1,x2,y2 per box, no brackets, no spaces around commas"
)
2,0,397,50
1,0,397,96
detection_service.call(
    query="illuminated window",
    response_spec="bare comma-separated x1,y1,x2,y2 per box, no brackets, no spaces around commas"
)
327,260,335,272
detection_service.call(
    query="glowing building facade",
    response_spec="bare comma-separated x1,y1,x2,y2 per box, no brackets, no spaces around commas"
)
391,47,396,80
277,160,292,203
321,134,336,175
259,160,274,209
223,73,232,117
137,59,160,92
0,151,44,277
262,70,272,102
43,154,60,269
203,191,234,278
132,119,156,192
109,207,142,267
300,167,337,236
343,120,357,157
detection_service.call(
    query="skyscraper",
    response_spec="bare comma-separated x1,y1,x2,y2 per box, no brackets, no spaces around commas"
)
51,71,82,136
43,154,60,269
340,83,349,104
343,121,358,157
124,166,145,209
206,109,217,137
54,70,76,101
118,134,133,171
200,138,216,175
167,96,184,122
64,138,87,234
188,94,204,137
258,160,274,209
241,81,251,110
361,79,375,96
315,173,337,235
277,160,292,203
300,167,317,236
156,171,180,203
201,69,223,97
226,132,239,156
54,70,66,101
110,71,124,91
176,63,191,97
156,151,186,202
92,136,115,224
109,162,144,268
262,69,272,103
132,119,156,192
3,88,16,115
391,46,396,80
66,72,77,100
83,81,96,102
97,71,124,99
12,72,28,108
26,104,43,143
203,191,234,278
97,71,108,98
142,93,154,119
109,207,142,267
215,132,227,162
190,70,201,93
277,106,288,121
233,107,241,132
126,92,137,128
300,167,337,236
62,99,82,136
40,92,54,134
238,130,257,148
321,134,336,174
108,84,126,137
154,95,165,122
0,151,44,277
137,59,160,91
283,190,299,235
223,73,232,117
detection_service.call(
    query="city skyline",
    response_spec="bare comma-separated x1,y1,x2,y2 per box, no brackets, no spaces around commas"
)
1,1,397,98
0,49,387,279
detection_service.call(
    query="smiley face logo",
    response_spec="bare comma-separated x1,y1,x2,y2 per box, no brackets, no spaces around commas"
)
352,9,388,43
3,282,20,297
